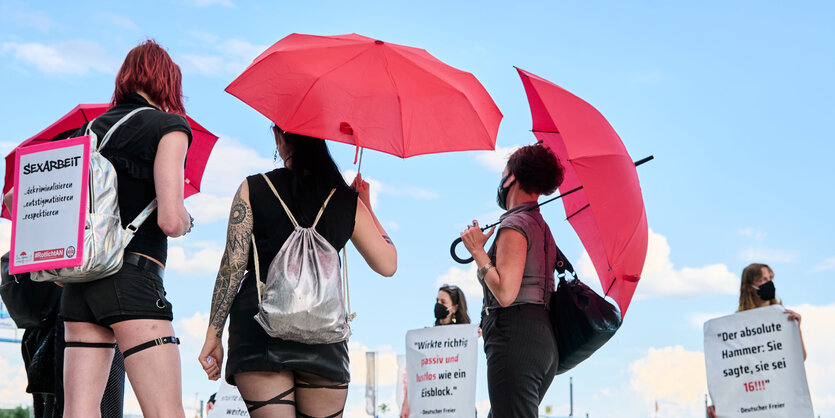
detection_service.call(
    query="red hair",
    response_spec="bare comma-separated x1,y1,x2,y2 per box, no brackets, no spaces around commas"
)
112,40,185,114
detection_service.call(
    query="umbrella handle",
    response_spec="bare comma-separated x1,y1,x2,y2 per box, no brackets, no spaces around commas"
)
450,237,474,264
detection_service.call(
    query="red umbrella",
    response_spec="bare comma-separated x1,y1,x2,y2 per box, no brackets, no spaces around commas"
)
226,33,502,159
2,103,219,219
517,67,648,316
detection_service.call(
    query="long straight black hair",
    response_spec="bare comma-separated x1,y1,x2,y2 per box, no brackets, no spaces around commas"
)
274,126,349,199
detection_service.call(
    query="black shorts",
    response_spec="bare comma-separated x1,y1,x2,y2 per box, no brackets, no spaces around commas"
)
60,262,173,326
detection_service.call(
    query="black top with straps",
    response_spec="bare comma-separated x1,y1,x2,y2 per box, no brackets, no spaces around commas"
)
224,168,358,385
246,168,358,281
71,93,192,265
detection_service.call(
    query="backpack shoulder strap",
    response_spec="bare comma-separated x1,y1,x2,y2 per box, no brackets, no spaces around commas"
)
312,189,337,228
124,199,158,236
97,107,154,151
259,173,299,228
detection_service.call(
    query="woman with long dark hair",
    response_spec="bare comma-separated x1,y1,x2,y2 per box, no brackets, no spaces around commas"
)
460,143,563,417
434,285,471,326
199,126,396,418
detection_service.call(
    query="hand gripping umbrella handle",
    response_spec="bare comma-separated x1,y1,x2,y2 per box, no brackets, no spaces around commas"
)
450,237,473,264
450,222,497,264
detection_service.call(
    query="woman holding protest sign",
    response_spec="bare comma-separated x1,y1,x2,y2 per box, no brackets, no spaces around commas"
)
460,143,562,417
400,284,472,417
707,262,807,418
199,125,396,418
47,40,194,417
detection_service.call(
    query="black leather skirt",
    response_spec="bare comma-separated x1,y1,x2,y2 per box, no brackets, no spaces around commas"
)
225,273,350,385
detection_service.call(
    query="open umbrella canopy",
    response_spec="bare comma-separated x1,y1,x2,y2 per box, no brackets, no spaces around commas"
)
517,68,648,316
2,103,219,219
226,33,502,158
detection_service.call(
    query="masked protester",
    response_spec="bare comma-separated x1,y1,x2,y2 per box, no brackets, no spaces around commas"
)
460,143,563,418
401,285,471,417
707,263,806,418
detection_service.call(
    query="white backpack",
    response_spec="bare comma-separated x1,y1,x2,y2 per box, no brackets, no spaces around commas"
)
250,173,352,344
31,107,158,283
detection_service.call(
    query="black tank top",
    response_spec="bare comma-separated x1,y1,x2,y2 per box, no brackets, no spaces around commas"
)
246,168,358,281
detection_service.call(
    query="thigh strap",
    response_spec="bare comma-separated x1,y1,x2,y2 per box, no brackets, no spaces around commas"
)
297,409,344,418
243,387,295,412
65,341,117,349
122,336,179,358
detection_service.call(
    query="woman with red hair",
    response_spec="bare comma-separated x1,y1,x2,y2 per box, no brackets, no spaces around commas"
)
57,40,193,417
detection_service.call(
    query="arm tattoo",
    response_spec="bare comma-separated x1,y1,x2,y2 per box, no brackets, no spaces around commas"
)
208,186,253,337
382,234,394,245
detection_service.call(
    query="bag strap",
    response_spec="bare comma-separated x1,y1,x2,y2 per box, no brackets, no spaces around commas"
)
251,235,265,303
124,199,158,237
259,173,299,227
342,248,356,322
259,173,337,229
312,189,337,228
93,107,155,151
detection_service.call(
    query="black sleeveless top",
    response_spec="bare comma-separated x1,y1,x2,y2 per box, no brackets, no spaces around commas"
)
246,168,358,281
72,93,192,265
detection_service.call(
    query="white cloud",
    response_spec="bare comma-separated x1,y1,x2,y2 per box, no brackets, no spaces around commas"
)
166,243,223,276
475,145,519,172
185,136,273,225
343,169,438,211
1,40,118,76
0,222,11,255
348,341,400,387
200,136,273,195
0,343,30,409
0,4,52,32
579,228,737,299
434,264,482,316
811,257,835,273
789,303,835,413
689,312,726,329
628,345,707,417
95,12,139,31
186,192,231,224
740,247,798,263
177,38,268,77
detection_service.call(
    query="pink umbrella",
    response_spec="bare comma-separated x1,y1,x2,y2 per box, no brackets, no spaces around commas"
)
2,103,218,219
517,67,649,316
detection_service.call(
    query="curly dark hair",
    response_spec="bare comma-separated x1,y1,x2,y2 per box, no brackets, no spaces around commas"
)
506,143,564,195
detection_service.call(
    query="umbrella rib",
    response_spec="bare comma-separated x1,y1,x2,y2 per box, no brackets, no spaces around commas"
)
565,203,590,221
285,47,376,131
386,47,496,154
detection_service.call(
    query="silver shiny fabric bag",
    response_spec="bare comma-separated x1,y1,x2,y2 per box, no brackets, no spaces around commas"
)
252,174,350,344
31,107,157,283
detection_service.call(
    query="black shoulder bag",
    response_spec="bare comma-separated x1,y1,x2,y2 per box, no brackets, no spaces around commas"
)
550,246,622,374
0,252,61,329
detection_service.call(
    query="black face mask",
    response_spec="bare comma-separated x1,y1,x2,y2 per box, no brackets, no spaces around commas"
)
434,303,450,320
496,174,516,210
756,280,776,301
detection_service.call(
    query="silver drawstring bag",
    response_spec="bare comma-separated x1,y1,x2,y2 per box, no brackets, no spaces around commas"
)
250,173,350,344
31,107,157,283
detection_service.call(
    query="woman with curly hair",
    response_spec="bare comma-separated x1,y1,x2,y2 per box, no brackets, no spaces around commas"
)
460,143,564,417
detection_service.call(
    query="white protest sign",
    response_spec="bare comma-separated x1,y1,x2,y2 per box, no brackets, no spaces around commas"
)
10,136,90,274
704,305,813,418
406,324,478,418
207,380,249,417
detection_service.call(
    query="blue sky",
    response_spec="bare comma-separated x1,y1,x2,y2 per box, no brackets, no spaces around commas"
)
0,1,833,417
